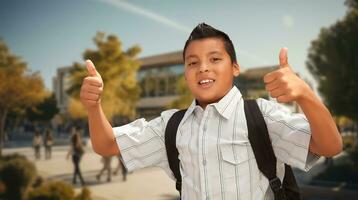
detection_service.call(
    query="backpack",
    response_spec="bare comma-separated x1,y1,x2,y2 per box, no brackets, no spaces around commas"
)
164,99,301,200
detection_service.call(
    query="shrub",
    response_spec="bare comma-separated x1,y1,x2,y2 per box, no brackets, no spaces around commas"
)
0,154,93,200
27,181,75,200
28,181,93,200
0,154,37,200
75,187,92,200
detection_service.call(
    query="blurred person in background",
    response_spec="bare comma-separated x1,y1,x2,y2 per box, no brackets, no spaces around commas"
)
44,129,53,159
113,154,127,181
96,155,113,182
67,130,86,186
32,130,42,160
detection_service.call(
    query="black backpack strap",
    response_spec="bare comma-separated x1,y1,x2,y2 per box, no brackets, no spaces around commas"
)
164,109,187,196
244,99,286,199
282,164,301,200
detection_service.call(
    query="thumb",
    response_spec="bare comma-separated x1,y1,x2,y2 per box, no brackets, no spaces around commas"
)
279,47,289,68
86,59,100,77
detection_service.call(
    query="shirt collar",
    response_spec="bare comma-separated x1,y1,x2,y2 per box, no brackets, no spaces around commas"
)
180,99,197,124
212,86,242,120
181,86,242,123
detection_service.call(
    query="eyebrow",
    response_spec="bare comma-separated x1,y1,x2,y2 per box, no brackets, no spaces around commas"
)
185,51,223,60
185,55,198,60
208,51,223,56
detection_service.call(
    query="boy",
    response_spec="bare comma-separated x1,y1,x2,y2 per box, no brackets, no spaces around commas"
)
80,23,342,199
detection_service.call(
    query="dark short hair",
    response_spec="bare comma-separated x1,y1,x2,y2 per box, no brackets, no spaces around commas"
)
183,23,237,63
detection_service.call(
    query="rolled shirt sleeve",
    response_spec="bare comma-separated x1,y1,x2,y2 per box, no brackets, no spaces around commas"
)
257,98,320,171
112,109,177,175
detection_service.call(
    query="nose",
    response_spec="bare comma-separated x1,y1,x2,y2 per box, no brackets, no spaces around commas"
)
199,62,209,73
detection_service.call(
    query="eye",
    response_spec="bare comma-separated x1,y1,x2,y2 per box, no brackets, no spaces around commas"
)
211,57,222,63
188,61,198,67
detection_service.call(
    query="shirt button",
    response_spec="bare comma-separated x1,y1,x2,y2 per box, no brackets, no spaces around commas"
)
202,159,207,166
203,125,207,132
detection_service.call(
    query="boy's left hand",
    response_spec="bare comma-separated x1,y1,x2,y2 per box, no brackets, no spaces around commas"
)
263,47,312,103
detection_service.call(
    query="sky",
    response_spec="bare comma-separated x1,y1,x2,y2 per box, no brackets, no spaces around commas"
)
0,0,348,91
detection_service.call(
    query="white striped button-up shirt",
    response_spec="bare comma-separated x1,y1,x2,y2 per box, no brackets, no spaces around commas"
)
113,86,319,200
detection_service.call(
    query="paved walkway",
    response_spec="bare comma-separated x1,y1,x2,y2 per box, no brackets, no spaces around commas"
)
3,145,179,200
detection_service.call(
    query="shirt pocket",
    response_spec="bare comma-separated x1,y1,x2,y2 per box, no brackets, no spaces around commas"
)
220,139,250,165
219,139,252,189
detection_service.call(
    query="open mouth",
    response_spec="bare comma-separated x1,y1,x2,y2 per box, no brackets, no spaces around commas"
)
198,79,215,87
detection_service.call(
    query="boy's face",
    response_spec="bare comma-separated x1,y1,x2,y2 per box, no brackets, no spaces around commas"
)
184,38,240,108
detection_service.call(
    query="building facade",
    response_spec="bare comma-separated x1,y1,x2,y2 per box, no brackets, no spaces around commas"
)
52,66,73,114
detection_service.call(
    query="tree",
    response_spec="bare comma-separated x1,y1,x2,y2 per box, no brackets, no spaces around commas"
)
67,32,141,121
67,98,87,119
345,0,358,9
306,0,358,122
0,39,47,155
26,93,59,122
167,75,193,109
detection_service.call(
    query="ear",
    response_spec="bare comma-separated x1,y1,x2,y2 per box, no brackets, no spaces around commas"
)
233,62,240,77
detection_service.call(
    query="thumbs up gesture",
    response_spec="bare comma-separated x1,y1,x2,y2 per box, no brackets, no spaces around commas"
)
80,60,104,109
263,48,311,103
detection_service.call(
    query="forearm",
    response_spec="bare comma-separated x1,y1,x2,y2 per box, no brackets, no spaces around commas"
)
87,104,120,156
297,90,342,157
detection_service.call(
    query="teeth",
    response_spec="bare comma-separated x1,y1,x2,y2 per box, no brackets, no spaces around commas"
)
199,79,214,84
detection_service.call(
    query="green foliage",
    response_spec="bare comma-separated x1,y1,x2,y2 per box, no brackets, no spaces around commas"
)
0,39,47,154
28,181,93,200
0,154,37,200
74,187,92,200
0,39,47,111
27,181,75,200
345,0,358,10
26,93,59,122
0,154,93,200
67,32,142,120
167,75,193,109
306,2,358,121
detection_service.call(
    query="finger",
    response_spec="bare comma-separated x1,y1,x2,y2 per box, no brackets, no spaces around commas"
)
82,99,98,106
279,47,288,68
263,73,275,84
277,95,291,103
265,80,280,92
81,93,100,101
263,70,282,84
83,85,103,95
269,88,285,98
86,59,100,77
84,77,103,87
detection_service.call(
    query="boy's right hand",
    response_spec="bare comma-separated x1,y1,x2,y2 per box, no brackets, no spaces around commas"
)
80,60,104,109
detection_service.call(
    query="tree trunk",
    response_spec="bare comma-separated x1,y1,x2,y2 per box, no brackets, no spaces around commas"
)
0,108,8,156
